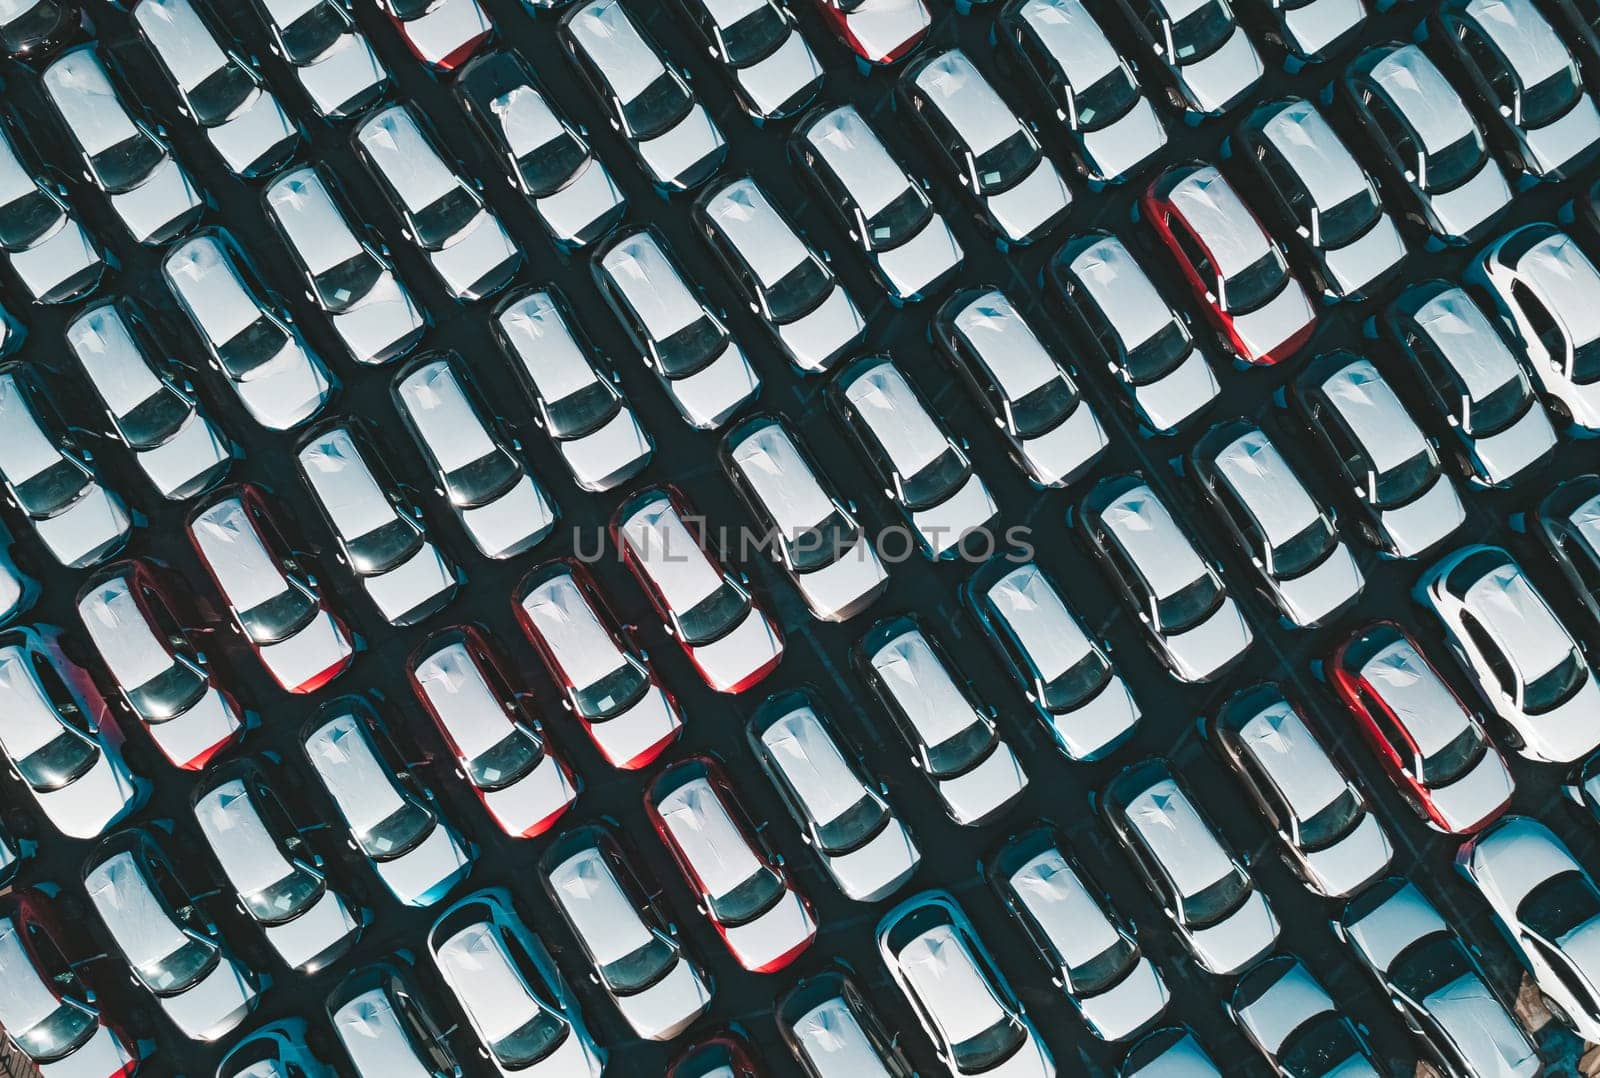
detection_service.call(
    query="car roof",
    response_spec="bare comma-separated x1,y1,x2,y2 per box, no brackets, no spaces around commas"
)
0,372,66,489
190,494,285,613
1358,637,1468,758
1459,555,1575,676
265,168,365,280
1164,167,1272,279
0,126,36,204
78,574,172,693
331,985,429,1075
703,177,810,291
0,641,76,763
164,233,257,344
840,359,948,478
729,419,834,534
895,922,1005,1045
1234,697,1349,824
547,842,653,967
1343,879,1444,972
1066,234,1174,348
949,290,1061,402
134,0,228,92
1210,427,1322,548
1315,358,1427,477
43,48,139,160
567,0,664,102
522,569,627,689
1514,231,1600,344
1098,482,1209,603
757,702,865,827
1458,0,1571,88
912,50,1016,156
356,106,457,216
299,426,396,542
65,303,167,421
1364,46,1476,158
802,106,907,221
1257,99,1371,211
700,0,766,26
412,640,516,762
497,291,599,403
434,922,552,1049
194,777,294,901
599,231,701,341
1016,0,1121,87
485,82,565,160
791,993,887,1075
303,710,408,836
1233,960,1331,1053
84,848,191,976
618,492,723,612
1565,485,1600,558
1424,974,1538,1073
869,626,977,748
655,770,762,898
0,915,60,1039
395,359,497,476
1005,845,1121,968
984,564,1094,682
1410,286,1521,403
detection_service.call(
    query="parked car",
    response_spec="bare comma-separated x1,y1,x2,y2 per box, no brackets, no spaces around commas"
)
808,0,930,66
0,0,78,58
1536,474,1600,631
0,119,102,304
668,1034,761,1078
1244,0,1364,62
217,1020,337,1078
1228,956,1378,1075
1330,621,1513,833
672,0,823,120
1120,1027,1221,1077
778,968,917,1077
249,0,388,119
377,0,490,70
791,103,963,302
1111,0,1262,115
326,959,462,1076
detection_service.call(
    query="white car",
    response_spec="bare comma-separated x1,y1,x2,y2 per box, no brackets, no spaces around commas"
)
250,0,389,119
327,961,462,1076
678,0,823,120
1120,0,1262,115
778,970,918,1076
0,122,103,304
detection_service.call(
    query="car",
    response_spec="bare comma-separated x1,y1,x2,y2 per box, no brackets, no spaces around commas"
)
0,363,132,569
392,353,557,560
354,104,521,302
493,288,653,492
1049,230,1221,433
876,890,1054,1077
989,827,1169,1041
1209,684,1392,897
0,890,137,1078
301,696,474,908
791,103,964,302
192,761,361,975
76,561,244,772
1537,474,1600,631
809,0,930,65
1112,0,1262,115
560,0,727,191
295,420,459,627
694,174,864,373
1339,43,1510,241
964,559,1142,761
1119,1027,1221,1077
1382,280,1556,486
672,0,823,120
377,0,490,70
162,229,333,432
0,0,78,58
828,355,998,559
1290,351,1465,558
720,414,889,622
934,287,1108,488
855,615,1028,826
0,528,26,629
593,228,760,430
1228,956,1378,1075
1189,420,1363,627
454,50,625,248
0,119,102,304
778,968,917,1077
1337,877,1540,1077
248,0,388,119
39,45,203,245
747,688,921,902
83,829,258,1042
1456,816,1600,1042
1419,544,1600,763
217,1020,337,1078
1234,97,1405,301
326,959,462,1076
899,48,1072,245
408,627,578,838
538,824,713,1041
1244,0,1364,62
187,485,355,695
1470,224,1600,431
130,0,299,178
515,560,684,771
1330,621,1514,833
1143,163,1316,365
1432,0,1600,180
613,486,784,693
427,890,605,1077
647,755,818,973
668,1034,762,1078
65,299,232,503
996,0,1167,184
1078,474,1253,683
262,165,426,367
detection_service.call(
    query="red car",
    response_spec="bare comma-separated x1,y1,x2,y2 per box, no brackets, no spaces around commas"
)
668,1033,763,1078
811,0,930,66
645,756,817,973
1142,163,1315,366
380,0,492,71
1329,622,1513,834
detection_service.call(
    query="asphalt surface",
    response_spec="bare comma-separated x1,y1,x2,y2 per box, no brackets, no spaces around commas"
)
4,0,1600,1074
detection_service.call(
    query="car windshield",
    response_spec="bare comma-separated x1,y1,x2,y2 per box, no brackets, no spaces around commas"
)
951,1017,1027,1073
1009,376,1077,438
0,1,65,54
239,585,318,645
1155,573,1222,633
241,864,324,925
0,186,60,249
1076,67,1139,130
1125,320,1192,384
973,132,1040,194
656,316,725,379
1222,251,1287,313
1280,1018,1366,1078
388,0,433,17
1524,650,1587,715
814,794,888,855
15,730,98,792
138,935,218,996
1372,449,1435,508
707,866,785,927
1390,935,1470,1001
412,187,480,250
187,65,256,127
216,317,289,380
279,1,346,62
1039,650,1111,714
1464,374,1528,436
345,518,422,576
463,728,542,791
865,187,931,250
1297,788,1362,850
126,661,209,722
1426,133,1484,192
764,258,832,324
1181,867,1249,927
787,509,859,573
676,580,750,647
355,799,434,861
1571,337,1600,384
519,131,589,198
493,1008,570,1070
314,253,385,313
622,73,692,140
13,1001,98,1065
444,450,521,509
117,387,191,450
600,933,676,994
90,134,164,194
573,659,650,720
925,719,993,778
720,3,788,66
14,458,88,518
1069,935,1137,995
544,382,619,440
1419,724,1484,785
1269,518,1335,579
1170,0,1233,60
1520,871,1600,941
1318,189,1379,248
900,447,970,511
1524,66,1581,128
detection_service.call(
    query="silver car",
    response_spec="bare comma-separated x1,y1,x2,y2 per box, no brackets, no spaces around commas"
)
83,830,258,1042
998,0,1167,184
900,49,1072,245
1210,684,1392,898
65,299,232,501
0,365,131,569
131,0,299,178
935,287,1108,487
1118,0,1262,115
192,763,361,975
40,45,203,244
327,961,461,1077
296,422,458,627
594,227,759,430
793,104,964,302
778,969,917,1077
494,288,653,492
748,689,920,902
1103,759,1279,976
560,0,727,191
856,616,1028,826
829,355,998,559
163,229,333,432
722,415,888,622
393,354,556,560
1228,956,1378,1075
1120,1027,1221,1077
1190,420,1364,628
217,1020,337,1078
674,0,822,120
354,104,521,302
263,166,426,367
0,122,103,303
695,174,864,373
249,0,388,119
1254,0,1364,60
1050,231,1220,433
